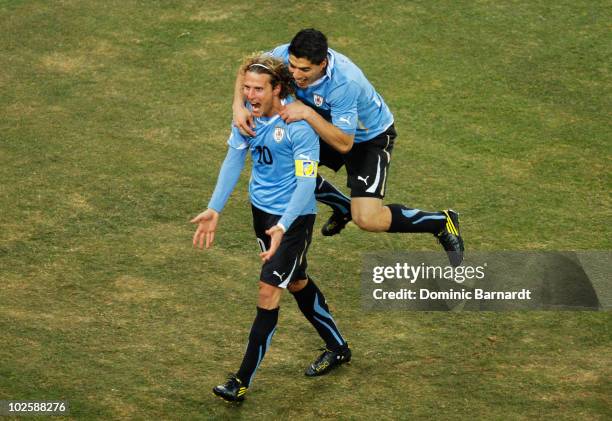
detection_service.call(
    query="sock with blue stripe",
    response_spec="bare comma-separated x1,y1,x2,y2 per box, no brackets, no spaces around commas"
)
236,306,278,387
291,277,347,351
315,175,351,217
387,204,446,234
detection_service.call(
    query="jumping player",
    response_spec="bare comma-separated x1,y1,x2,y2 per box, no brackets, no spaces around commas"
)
233,29,464,266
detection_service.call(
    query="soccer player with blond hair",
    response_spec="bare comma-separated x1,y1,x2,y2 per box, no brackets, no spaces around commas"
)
192,54,351,403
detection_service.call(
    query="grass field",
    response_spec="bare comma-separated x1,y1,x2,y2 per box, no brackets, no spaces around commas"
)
1,0,610,419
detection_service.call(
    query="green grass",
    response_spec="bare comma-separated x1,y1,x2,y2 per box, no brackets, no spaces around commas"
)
1,0,610,419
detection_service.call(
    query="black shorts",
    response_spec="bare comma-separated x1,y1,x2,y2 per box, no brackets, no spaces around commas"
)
319,124,397,199
319,141,346,172
252,205,314,288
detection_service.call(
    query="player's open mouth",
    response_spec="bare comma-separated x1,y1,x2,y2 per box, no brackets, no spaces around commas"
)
250,103,261,113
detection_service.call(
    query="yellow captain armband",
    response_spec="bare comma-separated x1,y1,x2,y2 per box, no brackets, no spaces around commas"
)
295,160,318,178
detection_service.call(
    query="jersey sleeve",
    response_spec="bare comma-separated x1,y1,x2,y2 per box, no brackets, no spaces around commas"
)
207,145,248,213
277,177,316,231
327,80,359,135
288,121,320,165
267,44,290,64
277,122,319,230
227,124,250,150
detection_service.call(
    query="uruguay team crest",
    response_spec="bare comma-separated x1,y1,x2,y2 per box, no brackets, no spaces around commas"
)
273,126,284,142
313,94,324,107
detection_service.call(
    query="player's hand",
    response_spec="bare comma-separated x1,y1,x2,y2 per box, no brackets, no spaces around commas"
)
279,101,312,123
233,104,256,137
260,224,284,262
190,209,219,249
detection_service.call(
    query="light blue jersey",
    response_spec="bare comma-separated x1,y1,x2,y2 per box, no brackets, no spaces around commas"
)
228,107,320,217
270,44,394,143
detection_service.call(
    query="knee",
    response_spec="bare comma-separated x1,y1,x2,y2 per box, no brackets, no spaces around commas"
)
287,278,308,293
351,200,390,232
352,213,378,231
352,213,369,229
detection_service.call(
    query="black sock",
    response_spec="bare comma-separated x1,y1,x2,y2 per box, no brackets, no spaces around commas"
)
315,175,351,217
387,204,446,234
291,277,347,351
236,306,278,387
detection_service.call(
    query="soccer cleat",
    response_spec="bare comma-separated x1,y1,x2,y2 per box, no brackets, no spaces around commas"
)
321,212,351,236
305,346,352,377
435,209,464,267
212,374,248,402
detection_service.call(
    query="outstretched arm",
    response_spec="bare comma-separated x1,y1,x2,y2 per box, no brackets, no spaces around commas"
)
191,146,247,249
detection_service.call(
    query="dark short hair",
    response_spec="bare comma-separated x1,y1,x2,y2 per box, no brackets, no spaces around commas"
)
288,28,328,65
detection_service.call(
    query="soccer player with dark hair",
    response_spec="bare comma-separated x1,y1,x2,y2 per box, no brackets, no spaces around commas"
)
233,29,464,266
192,54,350,403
